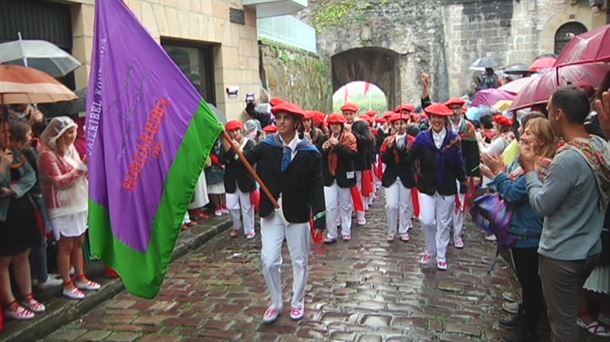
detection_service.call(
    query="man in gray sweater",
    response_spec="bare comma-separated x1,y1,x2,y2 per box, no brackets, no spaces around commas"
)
521,86,610,342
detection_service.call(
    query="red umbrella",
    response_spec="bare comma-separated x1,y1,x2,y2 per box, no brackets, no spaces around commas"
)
471,88,516,107
554,23,610,67
498,76,533,94
529,57,556,71
509,63,610,111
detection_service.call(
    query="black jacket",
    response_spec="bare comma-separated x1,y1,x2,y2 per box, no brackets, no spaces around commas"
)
321,134,358,188
412,129,466,196
245,134,325,224
380,135,416,188
221,139,256,193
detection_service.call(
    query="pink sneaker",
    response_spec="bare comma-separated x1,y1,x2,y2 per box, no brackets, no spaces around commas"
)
230,229,239,238
454,238,464,249
290,307,304,320
386,233,395,242
263,306,281,324
419,254,432,265
437,261,448,271
246,232,256,239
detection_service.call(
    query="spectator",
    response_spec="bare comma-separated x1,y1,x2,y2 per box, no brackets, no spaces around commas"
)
205,138,227,217
521,86,610,341
482,117,556,342
38,117,100,300
0,139,45,320
481,68,500,89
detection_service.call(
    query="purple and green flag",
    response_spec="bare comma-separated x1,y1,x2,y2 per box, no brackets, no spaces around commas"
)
87,0,223,298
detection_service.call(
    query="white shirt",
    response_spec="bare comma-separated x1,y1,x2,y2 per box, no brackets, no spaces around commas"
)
279,134,301,161
432,128,447,149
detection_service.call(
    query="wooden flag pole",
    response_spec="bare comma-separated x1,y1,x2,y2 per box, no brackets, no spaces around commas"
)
221,131,280,209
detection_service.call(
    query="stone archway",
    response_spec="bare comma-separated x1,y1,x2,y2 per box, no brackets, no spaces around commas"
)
554,22,588,55
331,47,400,110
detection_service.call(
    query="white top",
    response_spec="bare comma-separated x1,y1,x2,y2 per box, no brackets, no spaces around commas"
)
280,134,301,161
432,128,447,149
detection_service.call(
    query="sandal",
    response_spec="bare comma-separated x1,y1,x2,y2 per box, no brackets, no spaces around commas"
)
21,294,46,313
4,300,35,320
578,317,610,337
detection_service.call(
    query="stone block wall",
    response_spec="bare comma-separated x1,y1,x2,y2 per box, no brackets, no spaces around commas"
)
260,41,333,112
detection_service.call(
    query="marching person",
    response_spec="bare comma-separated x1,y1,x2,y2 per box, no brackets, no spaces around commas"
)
352,119,375,211
446,97,480,249
302,111,326,150
221,120,256,239
322,113,358,243
412,103,467,271
341,103,367,225
244,101,325,324
380,113,416,242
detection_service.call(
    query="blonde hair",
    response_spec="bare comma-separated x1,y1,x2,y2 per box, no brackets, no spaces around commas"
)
524,118,556,159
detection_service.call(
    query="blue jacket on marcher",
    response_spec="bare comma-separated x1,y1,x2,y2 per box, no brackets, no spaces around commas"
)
490,161,542,248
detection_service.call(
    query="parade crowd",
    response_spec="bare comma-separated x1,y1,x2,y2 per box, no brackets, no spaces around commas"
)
2,69,610,342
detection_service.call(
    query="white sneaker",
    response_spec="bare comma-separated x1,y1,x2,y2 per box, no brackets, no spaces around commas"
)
36,276,63,289
356,212,366,226
485,234,497,242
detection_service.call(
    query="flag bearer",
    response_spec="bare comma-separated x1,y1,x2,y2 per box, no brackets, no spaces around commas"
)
245,102,325,324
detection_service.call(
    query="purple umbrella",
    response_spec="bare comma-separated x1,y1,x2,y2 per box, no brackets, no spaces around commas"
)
471,89,516,107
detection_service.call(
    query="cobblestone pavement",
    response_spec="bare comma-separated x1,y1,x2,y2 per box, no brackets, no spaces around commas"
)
46,191,549,342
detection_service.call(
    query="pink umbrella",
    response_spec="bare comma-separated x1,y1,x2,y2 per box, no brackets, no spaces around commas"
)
499,76,533,94
529,57,556,71
509,63,610,111
471,88,516,107
554,23,610,67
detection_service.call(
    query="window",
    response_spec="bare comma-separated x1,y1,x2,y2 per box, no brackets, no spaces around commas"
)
554,22,588,55
162,39,216,105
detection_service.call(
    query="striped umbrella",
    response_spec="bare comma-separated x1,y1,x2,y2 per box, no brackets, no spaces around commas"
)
0,64,77,104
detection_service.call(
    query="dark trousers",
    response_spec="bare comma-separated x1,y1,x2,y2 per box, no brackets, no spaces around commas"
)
539,254,598,342
512,247,544,333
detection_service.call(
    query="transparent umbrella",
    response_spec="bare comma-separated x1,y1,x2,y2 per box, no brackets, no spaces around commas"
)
469,57,501,71
0,37,81,77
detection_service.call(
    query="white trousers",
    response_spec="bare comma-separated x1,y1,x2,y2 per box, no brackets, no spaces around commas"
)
420,192,455,263
260,212,310,309
324,181,353,238
453,188,465,240
226,188,255,235
384,179,413,235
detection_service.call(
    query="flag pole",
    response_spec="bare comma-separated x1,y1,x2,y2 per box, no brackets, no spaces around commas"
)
221,131,280,209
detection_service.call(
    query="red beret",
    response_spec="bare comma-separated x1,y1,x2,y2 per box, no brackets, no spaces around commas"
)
327,113,346,125
270,97,285,106
445,97,466,108
365,110,377,117
494,115,513,127
225,120,243,131
374,117,386,123
395,104,416,113
271,102,306,118
303,111,315,120
424,103,453,116
341,103,359,113
313,111,326,126
360,115,373,123
390,113,409,123
383,111,395,119
263,124,278,133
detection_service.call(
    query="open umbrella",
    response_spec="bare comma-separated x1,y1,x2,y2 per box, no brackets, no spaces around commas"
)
493,100,513,112
471,89,516,107
553,23,610,68
502,64,532,76
469,57,500,71
499,76,535,94
509,63,610,111
529,57,556,71
0,64,77,104
0,39,81,77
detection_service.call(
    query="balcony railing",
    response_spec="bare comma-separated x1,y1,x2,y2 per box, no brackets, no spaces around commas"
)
257,15,316,53
243,0,307,18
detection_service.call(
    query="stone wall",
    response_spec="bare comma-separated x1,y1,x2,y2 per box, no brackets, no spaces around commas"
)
300,0,607,104
259,41,333,112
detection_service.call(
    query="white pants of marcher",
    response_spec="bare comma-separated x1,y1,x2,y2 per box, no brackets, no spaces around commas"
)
420,192,455,263
384,179,413,236
452,181,465,240
226,188,255,235
324,181,353,239
260,212,310,309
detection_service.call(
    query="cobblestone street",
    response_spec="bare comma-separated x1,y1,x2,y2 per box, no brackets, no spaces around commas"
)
45,190,534,342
